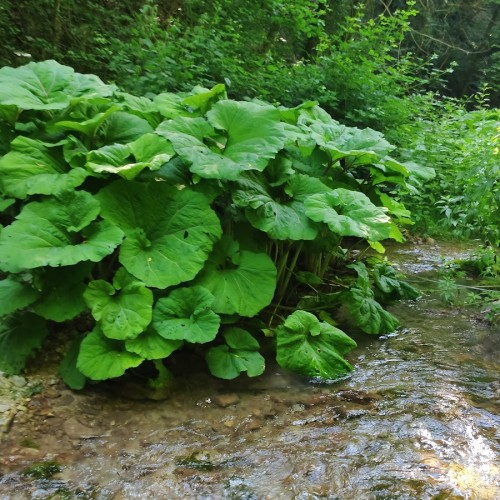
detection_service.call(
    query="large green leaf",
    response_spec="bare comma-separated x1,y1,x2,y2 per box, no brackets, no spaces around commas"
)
32,263,93,321
153,286,220,343
0,313,48,374
276,310,356,379
58,338,87,390
205,328,265,379
84,268,153,340
305,188,392,241
53,105,119,136
0,136,88,199
183,84,227,113
157,100,287,180
206,100,286,167
346,287,400,334
306,119,394,164
101,111,154,144
0,275,39,316
77,328,144,381
86,134,174,180
0,192,123,273
97,181,221,288
0,60,114,111
125,326,183,360
233,173,330,240
194,237,277,317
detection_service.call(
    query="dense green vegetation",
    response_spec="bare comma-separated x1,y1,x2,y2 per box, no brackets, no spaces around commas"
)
0,0,498,387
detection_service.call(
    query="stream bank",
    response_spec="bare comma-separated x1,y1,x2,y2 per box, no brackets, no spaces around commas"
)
0,242,499,499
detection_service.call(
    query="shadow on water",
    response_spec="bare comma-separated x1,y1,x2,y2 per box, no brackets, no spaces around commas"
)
1,242,499,499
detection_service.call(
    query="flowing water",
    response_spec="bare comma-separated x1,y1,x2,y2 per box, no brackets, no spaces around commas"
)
0,242,499,499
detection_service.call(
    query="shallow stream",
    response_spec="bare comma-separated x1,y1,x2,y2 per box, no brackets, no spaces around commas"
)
0,242,499,499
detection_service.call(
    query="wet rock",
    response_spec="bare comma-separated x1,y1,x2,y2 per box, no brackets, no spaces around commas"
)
240,416,263,432
336,390,380,405
10,375,27,388
301,394,331,407
213,393,240,408
63,417,104,439
0,403,12,413
44,387,61,399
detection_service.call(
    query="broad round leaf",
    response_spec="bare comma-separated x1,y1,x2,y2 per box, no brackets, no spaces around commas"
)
194,238,277,317
157,100,287,180
153,286,220,343
347,287,400,335
0,60,114,111
0,193,123,273
205,328,265,380
233,173,330,240
32,263,93,321
125,326,183,359
0,137,88,199
0,276,39,316
97,181,221,288
58,338,87,390
0,313,48,375
276,310,357,380
84,270,153,340
305,189,392,241
86,134,175,180
77,328,144,381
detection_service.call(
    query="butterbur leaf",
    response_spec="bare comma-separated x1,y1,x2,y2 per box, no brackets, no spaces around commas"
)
373,263,420,300
97,180,221,288
32,263,93,321
58,338,86,390
347,287,400,334
233,173,330,240
0,313,48,374
0,194,14,212
0,275,39,316
84,268,153,340
276,310,356,379
101,111,154,144
0,192,123,273
88,134,174,180
305,189,392,241
53,105,119,136
158,100,287,180
307,120,394,164
0,137,88,199
153,286,220,343
195,237,277,317
206,100,286,169
77,328,144,380
154,92,190,118
125,326,183,359
183,84,226,113
205,328,265,379
129,133,174,165
0,60,113,111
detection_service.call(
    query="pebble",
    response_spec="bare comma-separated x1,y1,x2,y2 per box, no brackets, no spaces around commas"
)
10,375,28,388
0,403,12,413
63,417,103,439
213,393,240,408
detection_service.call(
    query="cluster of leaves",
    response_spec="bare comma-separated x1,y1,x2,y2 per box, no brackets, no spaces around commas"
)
395,92,500,246
0,61,423,388
435,247,499,328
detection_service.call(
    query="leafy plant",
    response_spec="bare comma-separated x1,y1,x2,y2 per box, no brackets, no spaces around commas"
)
0,60,421,386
